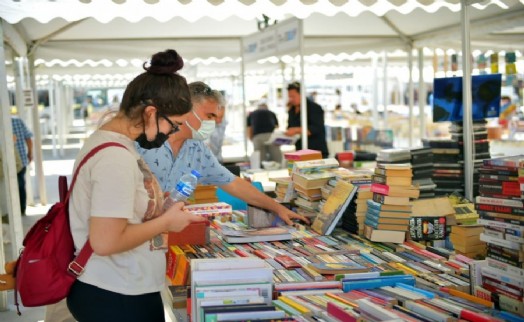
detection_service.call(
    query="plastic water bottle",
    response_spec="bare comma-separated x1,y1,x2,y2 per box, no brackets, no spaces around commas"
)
164,170,201,210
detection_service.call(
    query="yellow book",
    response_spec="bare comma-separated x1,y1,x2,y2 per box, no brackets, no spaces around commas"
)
312,180,358,235
279,296,310,314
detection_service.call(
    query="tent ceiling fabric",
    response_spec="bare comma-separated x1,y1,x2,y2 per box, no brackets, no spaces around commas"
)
0,0,510,23
1,0,524,77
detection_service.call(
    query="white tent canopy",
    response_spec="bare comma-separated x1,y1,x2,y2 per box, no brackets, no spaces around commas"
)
2,0,523,77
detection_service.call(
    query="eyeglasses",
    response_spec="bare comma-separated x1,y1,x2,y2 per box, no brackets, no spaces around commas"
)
158,114,180,135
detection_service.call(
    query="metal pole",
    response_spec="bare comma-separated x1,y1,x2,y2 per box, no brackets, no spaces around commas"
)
461,0,474,201
240,39,248,160
372,56,379,126
418,48,426,145
408,47,414,147
298,19,308,149
28,55,47,205
0,19,24,310
382,51,388,126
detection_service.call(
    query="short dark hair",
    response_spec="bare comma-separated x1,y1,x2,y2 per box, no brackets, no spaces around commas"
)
120,49,192,122
287,81,301,93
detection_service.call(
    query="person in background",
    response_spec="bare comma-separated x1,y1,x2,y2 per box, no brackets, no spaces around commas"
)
247,101,282,164
11,115,33,215
139,81,308,225
66,49,205,322
285,81,329,158
207,90,227,163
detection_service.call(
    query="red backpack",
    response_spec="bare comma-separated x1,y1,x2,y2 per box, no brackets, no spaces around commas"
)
15,142,126,311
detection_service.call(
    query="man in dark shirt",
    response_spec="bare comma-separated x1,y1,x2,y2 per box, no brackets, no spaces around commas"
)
247,102,282,163
285,82,329,157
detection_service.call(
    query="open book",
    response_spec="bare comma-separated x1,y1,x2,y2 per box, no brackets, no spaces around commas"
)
264,131,300,146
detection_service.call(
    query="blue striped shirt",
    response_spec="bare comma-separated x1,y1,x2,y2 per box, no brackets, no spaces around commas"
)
137,139,235,192
11,117,33,167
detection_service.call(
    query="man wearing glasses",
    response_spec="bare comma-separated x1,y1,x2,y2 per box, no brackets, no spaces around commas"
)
139,82,308,225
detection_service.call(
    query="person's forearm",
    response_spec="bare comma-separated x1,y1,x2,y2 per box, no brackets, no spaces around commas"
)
89,216,169,256
223,178,282,212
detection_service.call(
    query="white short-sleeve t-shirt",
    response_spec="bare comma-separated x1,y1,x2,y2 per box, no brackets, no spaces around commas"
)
69,130,165,295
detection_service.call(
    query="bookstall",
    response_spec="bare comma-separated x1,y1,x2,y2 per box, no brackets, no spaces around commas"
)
160,152,524,321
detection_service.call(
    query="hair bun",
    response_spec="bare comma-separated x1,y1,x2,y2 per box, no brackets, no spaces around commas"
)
144,49,184,75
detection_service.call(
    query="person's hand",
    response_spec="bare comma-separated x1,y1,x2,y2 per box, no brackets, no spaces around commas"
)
163,201,206,232
284,127,300,136
275,207,310,226
27,152,33,163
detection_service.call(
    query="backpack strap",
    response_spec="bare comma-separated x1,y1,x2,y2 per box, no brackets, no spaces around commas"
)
67,142,128,277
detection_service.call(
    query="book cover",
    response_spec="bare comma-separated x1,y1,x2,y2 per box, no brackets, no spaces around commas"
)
307,262,369,274
292,171,335,189
370,183,420,198
372,193,410,206
293,158,339,174
372,174,412,187
367,199,412,213
284,149,322,161
311,180,358,235
409,216,446,241
265,130,299,146
364,225,406,244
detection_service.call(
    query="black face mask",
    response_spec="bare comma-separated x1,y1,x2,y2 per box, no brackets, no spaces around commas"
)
135,115,169,149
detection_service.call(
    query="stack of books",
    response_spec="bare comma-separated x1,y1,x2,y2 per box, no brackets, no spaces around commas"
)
376,148,411,164
191,184,218,204
450,120,491,197
291,158,339,217
364,163,414,243
423,138,464,197
283,149,322,175
450,225,486,258
190,258,282,321
269,176,293,202
474,155,524,316
333,168,374,236
410,147,436,199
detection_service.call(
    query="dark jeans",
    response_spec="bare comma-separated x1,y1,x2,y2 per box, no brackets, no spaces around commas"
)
17,167,26,215
67,280,165,322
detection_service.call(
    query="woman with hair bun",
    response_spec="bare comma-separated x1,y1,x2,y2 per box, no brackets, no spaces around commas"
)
65,49,205,322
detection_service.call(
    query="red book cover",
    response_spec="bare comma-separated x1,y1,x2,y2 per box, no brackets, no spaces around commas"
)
327,302,358,322
284,149,322,161
274,255,302,269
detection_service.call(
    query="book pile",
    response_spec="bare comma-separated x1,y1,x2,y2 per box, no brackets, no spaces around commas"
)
190,184,218,204
474,155,524,316
270,176,293,202
423,138,464,197
213,221,293,243
410,147,436,199
450,225,486,258
190,258,281,321
275,280,506,322
364,163,415,243
376,148,411,164
450,120,491,197
284,149,322,175
291,158,339,218
333,168,374,236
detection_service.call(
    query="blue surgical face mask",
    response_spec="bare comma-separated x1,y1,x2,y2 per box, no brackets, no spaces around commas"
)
186,110,216,141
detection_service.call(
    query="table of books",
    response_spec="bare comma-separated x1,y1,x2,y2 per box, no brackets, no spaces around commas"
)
164,223,522,322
